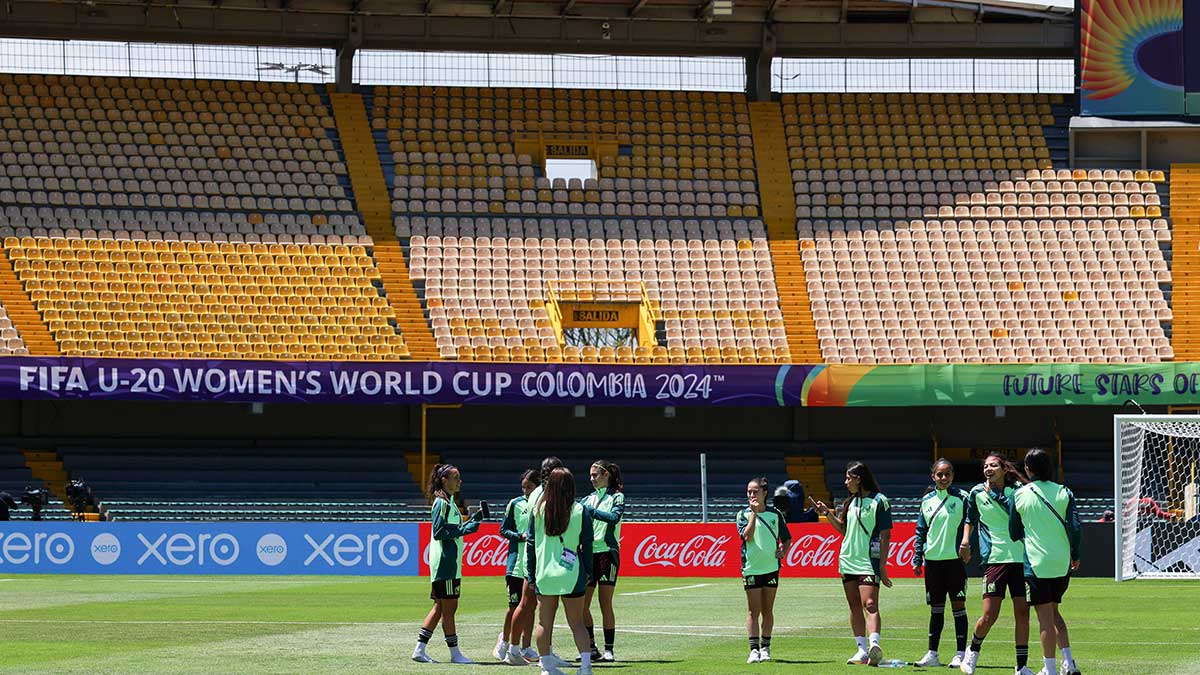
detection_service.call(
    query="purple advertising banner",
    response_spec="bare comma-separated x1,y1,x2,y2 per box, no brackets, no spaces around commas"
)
0,357,812,407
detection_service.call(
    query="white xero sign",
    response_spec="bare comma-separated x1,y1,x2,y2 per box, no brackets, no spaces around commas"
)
303,533,410,568
137,533,240,566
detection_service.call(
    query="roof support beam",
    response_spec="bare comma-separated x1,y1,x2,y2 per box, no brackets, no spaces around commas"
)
628,0,650,15
561,0,578,15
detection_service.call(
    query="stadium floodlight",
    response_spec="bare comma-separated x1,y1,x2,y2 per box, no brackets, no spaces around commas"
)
712,0,733,14
255,62,331,82
1113,414,1200,580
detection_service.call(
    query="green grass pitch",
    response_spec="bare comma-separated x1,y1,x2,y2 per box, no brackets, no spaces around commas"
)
0,575,1195,674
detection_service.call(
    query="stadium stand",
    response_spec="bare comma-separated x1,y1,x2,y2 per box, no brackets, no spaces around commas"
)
371,86,792,363
0,299,31,354
783,93,1174,364
60,443,426,520
0,447,71,520
0,74,420,359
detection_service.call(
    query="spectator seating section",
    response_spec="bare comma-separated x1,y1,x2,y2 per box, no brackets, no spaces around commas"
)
373,86,790,363
59,445,426,499
0,447,71,519
403,217,788,362
373,86,760,219
783,93,1173,363
5,236,410,359
0,301,28,354
0,75,353,215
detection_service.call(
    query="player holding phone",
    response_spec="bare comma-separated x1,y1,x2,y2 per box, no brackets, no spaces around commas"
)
413,463,484,664
737,476,792,664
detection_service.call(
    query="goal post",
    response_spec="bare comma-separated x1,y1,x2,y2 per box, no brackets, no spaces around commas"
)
1114,414,1200,581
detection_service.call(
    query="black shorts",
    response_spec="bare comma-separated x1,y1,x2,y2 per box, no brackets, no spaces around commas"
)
983,563,1026,600
588,551,620,588
924,558,968,605
431,578,462,600
743,571,780,590
1025,575,1070,606
506,575,525,607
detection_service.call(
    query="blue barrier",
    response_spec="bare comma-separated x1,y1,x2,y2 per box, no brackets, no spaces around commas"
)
0,522,421,575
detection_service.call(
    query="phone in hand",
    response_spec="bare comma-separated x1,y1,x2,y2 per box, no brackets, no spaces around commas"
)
479,500,490,520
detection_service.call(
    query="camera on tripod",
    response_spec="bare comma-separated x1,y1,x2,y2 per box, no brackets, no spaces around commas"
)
20,485,50,521
65,478,96,514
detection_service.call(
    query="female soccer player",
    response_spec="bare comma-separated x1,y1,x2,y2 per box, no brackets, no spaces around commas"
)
582,460,626,662
813,461,892,667
737,476,792,664
511,457,569,668
527,467,595,675
497,469,540,665
959,453,1032,675
412,463,483,664
913,459,972,669
1009,448,1082,675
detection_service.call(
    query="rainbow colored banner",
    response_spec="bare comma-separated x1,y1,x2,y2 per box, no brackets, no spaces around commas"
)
3,357,1200,407
1080,0,1187,116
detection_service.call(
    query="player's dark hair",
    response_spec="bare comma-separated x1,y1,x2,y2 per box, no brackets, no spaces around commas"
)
540,456,564,484
428,463,458,506
924,457,955,495
1024,447,1055,482
521,469,540,487
541,467,576,537
749,476,769,495
841,461,880,513
983,452,1027,487
593,460,623,493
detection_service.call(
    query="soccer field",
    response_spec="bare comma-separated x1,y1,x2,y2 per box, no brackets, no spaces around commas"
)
0,575,1194,675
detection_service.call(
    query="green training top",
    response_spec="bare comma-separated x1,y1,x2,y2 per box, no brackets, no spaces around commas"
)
527,500,594,596
500,494,532,578
914,487,970,564
583,488,625,554
965,483,1023,565
736,505,792,576
429,496,481,582
838,493,892,576
1009,480,1082,579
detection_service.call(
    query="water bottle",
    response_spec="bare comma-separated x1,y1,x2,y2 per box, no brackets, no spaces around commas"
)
877,659,907,668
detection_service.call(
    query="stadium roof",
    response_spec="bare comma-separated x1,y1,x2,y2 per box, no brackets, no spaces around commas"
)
0,0,1074,58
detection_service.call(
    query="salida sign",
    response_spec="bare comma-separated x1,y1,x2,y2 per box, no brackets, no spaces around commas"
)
419,522,919,579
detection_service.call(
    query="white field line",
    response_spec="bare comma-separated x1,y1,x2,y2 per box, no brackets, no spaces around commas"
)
0,619,1195,646
621,583,711,596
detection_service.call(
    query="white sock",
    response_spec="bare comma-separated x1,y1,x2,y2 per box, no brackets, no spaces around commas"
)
414,641,426,653
869,632,881,647
855,636,869,651
1061,646,1074,665
580,652,592,667
1044,657,1057,673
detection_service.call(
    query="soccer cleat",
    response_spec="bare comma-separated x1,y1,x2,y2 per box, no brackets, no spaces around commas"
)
948,652,966,668
1059,663,1081,675
1034,670,1052,675
915,650,941,668
504,645,528,666
542,653,571,669
868,644,883,667
759,646,771,662
1016,668,1036,675
449,651,476,665
495,635,508,661
575,664,593,675
522,647,540,663
411,646,438,664
590,648,603,661
846,649,871,665
747,648,761,664
539,668,567,675
601,650,615,663
959,649,979,674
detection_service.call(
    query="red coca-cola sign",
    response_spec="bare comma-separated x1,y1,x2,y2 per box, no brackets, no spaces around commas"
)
419,521,918,578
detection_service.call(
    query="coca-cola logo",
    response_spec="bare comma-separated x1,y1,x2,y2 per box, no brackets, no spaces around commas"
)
632,534,730,568
464,535,510,568
785,533,839,568
887,535,918,567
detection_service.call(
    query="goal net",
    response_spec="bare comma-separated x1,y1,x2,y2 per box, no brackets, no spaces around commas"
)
1115,415,1200,580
